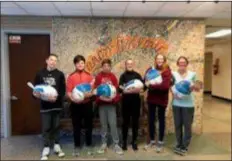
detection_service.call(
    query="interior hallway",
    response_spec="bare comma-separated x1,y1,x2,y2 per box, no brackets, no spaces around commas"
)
1,94,231,160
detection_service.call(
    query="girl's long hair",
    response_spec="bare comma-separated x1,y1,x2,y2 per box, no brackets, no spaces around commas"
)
154,54,169,72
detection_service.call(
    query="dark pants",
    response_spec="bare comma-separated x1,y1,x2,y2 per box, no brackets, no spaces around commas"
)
148,103,166,142
172,106,194,149
70,101,93,148
41,111,61,147
122,97,141,144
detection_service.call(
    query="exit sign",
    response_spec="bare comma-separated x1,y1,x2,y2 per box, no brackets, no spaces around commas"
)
9,36,21,44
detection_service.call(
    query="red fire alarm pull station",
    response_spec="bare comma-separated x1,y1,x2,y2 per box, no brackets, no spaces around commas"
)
9,35,21,44
213,58,220,75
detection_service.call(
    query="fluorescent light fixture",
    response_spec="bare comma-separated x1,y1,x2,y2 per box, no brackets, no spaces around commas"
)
206,29,231,38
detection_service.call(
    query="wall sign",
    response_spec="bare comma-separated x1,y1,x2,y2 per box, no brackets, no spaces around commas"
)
9,35,21,44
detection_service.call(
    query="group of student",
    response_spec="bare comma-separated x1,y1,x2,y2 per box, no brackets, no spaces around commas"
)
33,53,200,160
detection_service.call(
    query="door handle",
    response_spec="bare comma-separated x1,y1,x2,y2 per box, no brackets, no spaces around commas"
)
11,96,18,101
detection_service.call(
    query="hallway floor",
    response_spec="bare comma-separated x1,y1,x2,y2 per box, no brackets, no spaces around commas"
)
1,95,231,160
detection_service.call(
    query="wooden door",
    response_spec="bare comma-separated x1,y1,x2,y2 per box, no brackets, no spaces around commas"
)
8,34,50,135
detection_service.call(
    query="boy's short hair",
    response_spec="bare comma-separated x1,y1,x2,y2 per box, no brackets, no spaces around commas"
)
73,55,85,64
48,53,58,59
101,59,112,66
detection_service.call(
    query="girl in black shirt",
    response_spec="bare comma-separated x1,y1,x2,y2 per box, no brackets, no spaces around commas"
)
119,59,144,151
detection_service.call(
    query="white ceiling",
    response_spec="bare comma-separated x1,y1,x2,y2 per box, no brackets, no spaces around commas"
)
1,0,231,18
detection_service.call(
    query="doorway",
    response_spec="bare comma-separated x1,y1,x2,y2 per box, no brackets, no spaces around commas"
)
8,34,50,135
204,52,213,94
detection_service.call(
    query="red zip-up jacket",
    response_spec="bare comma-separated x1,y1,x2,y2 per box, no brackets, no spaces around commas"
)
94,71,120,105
66,70,94,103
145,66,172,107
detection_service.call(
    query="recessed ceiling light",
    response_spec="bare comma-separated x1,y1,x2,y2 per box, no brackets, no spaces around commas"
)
205,29,231,38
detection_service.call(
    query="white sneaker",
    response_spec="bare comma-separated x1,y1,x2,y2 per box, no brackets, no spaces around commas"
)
97,143,107,154
114,144,123,155
72,147,80,157
41,147,50,160
144,141,155,150
41,156,48,160
155,141,164,153
53,144,65,157
85,147,94,156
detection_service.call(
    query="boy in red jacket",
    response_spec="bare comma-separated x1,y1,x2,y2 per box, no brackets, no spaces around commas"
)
94,59,123,155
66,55,95,156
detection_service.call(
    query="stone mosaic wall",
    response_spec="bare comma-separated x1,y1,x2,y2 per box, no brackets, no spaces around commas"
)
52,18,205,134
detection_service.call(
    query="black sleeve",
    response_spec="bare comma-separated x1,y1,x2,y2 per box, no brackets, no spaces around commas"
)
58,72,66,100
118,73,125,93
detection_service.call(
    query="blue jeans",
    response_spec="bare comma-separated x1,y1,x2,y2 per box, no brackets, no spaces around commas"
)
148,103,166,142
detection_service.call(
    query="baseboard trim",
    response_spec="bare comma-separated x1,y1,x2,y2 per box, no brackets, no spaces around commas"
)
212,95,232,103
204,91,212,94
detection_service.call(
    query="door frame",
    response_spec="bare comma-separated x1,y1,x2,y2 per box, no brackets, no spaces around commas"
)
1,29,52,138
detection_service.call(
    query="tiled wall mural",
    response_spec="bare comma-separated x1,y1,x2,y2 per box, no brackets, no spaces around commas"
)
52,18,205,134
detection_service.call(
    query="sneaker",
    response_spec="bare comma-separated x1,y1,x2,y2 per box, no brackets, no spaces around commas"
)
131,142,138,151
155,141,164,153
41,147,50,160
114,144,123,155
85,146,94,156
122,142,127,151
53,144,65,157
41,156,48,160
173,146,184,156
97,143,107,154
180,147,188,155
144,141,155,150
72,147,80,157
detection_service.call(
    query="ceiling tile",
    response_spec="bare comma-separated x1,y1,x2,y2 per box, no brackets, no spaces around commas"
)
159,2,203,11
8,0,63,1
60,10,92,16
218,2,231,12
1,2,17,8
1,7,27,15
91,2,128,10
93,0,128,1
131,0,172,1
184,10,216,18
25,8,60,16
16,2,55,9
126,2,164,11
155,12,184,18
190,2,228,12
53,2,90,10
124,10,157,17
93,10,124,16
155,2,204,17
190,0,216,1
183,2,229,18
